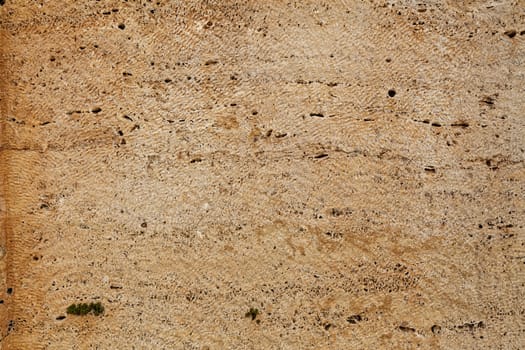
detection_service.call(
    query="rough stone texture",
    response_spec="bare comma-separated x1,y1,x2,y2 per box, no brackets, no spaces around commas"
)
0,0,524,349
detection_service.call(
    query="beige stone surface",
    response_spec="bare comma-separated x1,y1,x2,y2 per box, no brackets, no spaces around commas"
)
1,0,524,349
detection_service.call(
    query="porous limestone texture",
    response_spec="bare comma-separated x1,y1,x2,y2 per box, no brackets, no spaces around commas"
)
0,1,524,349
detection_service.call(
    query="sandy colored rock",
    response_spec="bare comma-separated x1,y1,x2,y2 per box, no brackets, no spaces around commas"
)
0,0,524,349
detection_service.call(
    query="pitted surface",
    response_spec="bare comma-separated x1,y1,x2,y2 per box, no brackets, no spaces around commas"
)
0,1,524,349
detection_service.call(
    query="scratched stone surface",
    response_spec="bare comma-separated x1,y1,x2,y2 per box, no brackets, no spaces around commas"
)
0,1,524,349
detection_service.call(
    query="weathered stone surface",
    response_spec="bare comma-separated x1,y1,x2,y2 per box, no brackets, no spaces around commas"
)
0,1,524,348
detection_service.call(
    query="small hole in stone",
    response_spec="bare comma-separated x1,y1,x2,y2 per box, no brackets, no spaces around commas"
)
431,325,441,334
91,107,102,114
386,58,392,63
388,89,396,97
6,288,13,295
347,315,362,324
118,23,126,30
504,30,517,38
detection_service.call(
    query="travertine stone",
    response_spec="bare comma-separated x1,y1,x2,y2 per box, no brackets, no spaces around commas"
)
0,1,524,349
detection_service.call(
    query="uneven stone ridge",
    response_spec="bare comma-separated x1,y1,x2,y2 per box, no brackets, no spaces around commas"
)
0,1,524,349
